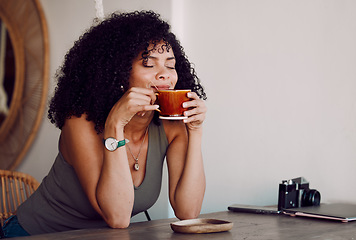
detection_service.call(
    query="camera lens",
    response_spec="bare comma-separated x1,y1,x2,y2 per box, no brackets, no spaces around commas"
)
301,189,321,206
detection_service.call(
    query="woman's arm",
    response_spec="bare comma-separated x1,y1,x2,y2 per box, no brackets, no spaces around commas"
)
60,87,158,228
166,91,207,219
61,115,134,228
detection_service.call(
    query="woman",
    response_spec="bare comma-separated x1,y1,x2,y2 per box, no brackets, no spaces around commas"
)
1,10,206,237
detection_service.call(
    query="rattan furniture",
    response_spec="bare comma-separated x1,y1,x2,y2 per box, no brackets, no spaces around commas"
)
0,169,39,226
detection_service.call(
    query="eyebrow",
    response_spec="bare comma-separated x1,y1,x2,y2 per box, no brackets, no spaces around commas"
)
145,56,176,61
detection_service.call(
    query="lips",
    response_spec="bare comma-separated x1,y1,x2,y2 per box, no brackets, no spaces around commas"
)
153,85,171,90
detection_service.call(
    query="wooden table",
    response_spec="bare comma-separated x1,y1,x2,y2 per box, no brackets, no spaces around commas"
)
12,211,356,239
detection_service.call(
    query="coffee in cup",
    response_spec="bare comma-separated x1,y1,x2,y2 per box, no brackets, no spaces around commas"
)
156,89,191,120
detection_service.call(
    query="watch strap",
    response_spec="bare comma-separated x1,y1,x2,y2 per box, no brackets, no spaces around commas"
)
103,138,129,151
116,139,126,148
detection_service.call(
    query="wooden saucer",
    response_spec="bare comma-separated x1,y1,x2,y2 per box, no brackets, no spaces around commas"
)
170,218,233,234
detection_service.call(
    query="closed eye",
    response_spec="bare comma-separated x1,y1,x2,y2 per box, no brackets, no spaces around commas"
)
142,56,176,69
166,57,176,69
143,58,154,67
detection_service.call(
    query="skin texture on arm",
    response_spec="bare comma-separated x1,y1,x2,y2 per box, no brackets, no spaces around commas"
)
60,115,134,228
60,88,158,228
96,87,158,228
165,91,207,220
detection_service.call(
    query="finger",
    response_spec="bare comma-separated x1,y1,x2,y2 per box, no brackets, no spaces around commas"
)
127,101,159,113
183,99,206,113
129,87,157,103
122,94,157,113
183,114,204,125
182,100,197,109
187,91,198,99
184,108,199,117
183,100,206,122
140,104,159,112
184,110,206,123
126,91,156,106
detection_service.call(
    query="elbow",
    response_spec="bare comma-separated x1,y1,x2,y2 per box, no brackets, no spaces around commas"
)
107,219,130,229
172,197,204,220
175,208,201,220
105,215,131,229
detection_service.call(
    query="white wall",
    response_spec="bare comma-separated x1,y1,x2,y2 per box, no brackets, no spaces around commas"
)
182,0,356,212
17,0,356,221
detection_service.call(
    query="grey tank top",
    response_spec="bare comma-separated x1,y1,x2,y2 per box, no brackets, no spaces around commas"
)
17,121,168,235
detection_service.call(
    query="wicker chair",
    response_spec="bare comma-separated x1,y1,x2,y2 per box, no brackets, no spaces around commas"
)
0,170,39,226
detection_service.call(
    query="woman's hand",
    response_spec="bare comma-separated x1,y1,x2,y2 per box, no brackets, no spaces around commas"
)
182,91,207,131
165,91,206,219
105,87,158,129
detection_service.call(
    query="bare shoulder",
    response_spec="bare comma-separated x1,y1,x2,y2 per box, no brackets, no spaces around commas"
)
60,114,103,166
62,114,95,131
61,114,100,141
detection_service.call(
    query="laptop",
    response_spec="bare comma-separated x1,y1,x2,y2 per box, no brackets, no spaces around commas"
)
282,203,356,222
228,204,282,215
228,203,356,222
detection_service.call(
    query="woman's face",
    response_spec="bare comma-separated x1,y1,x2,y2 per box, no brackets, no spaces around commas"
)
129,41,178,90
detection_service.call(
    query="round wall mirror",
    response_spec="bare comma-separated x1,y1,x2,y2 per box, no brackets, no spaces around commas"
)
0,0,49,170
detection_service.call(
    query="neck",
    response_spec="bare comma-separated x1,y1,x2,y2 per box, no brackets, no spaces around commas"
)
124,112,153,142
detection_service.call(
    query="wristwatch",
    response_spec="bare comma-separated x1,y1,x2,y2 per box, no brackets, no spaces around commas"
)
103,138,127,151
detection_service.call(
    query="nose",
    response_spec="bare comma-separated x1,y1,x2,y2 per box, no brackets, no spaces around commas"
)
155,67,170,81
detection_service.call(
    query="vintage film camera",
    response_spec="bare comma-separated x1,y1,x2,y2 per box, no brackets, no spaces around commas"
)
278,177,321,211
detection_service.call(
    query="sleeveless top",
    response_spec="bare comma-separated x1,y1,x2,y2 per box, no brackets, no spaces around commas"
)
17,121,168,235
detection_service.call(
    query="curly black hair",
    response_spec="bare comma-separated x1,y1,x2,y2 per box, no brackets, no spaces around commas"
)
48,10,206,134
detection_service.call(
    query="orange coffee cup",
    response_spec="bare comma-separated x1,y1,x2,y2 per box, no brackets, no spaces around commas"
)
156,89,190,120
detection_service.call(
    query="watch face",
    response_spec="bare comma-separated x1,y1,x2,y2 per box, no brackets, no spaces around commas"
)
105,137,117,151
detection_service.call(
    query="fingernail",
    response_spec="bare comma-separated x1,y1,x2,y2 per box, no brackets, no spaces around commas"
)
182,103,187,108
